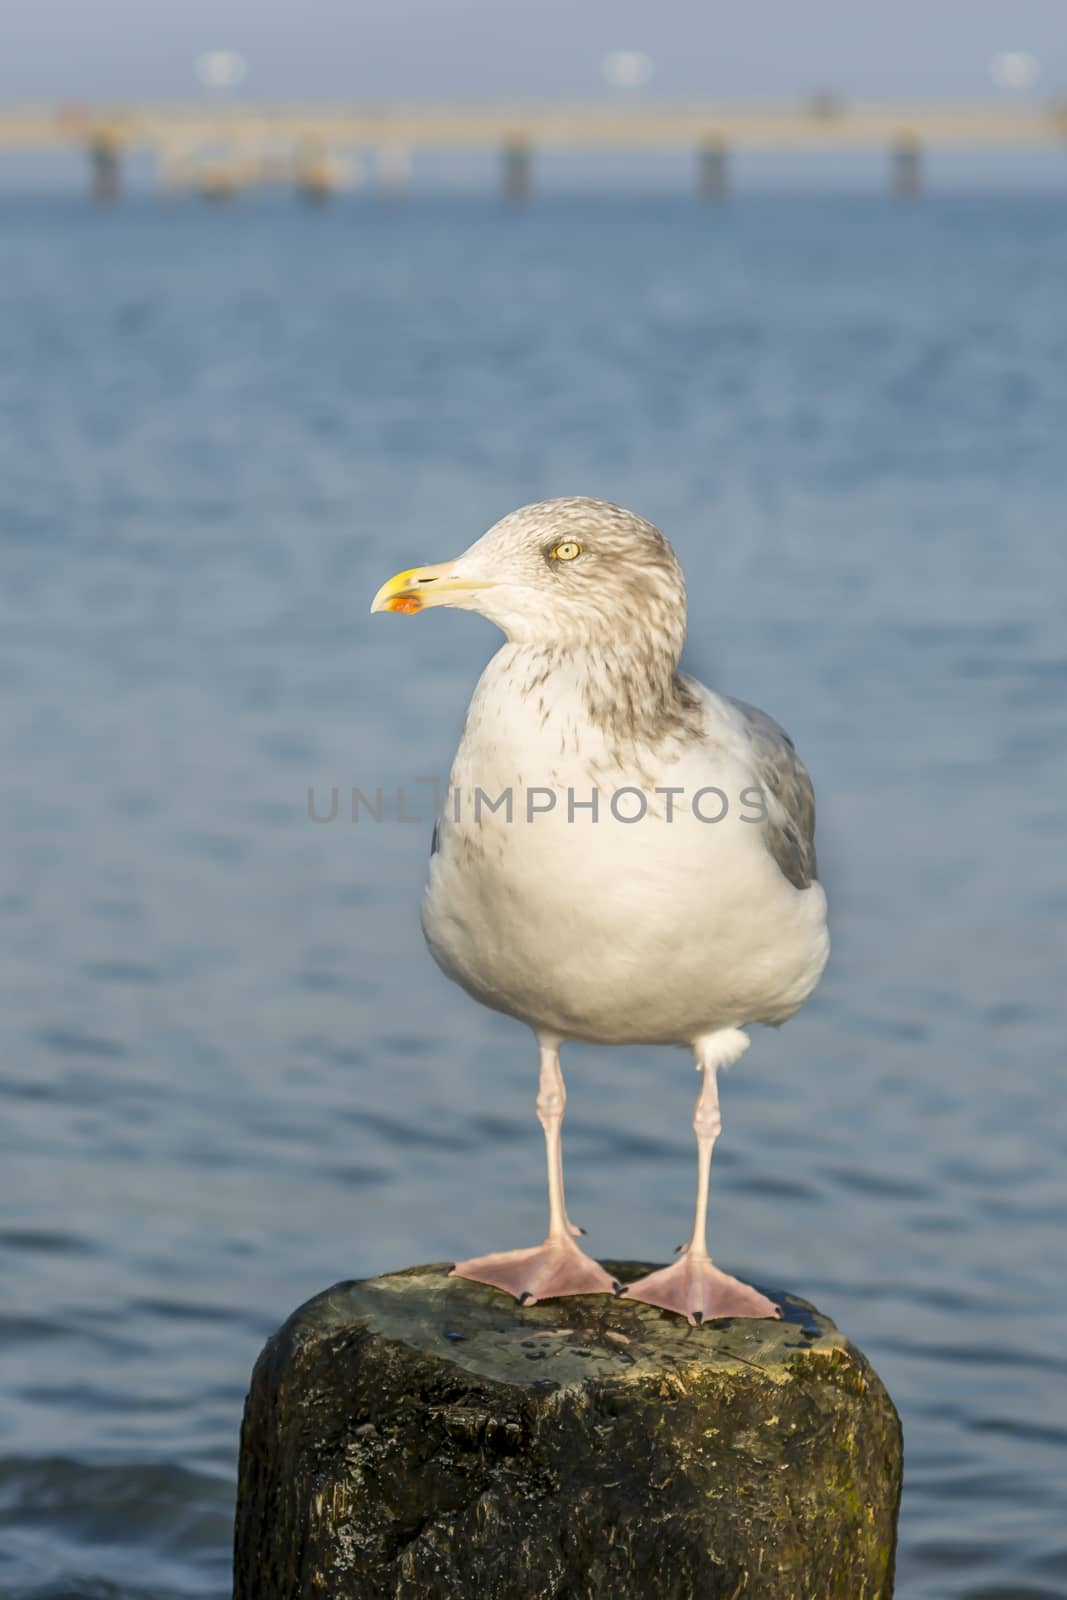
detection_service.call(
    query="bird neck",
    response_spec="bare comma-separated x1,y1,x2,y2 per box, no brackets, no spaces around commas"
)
514,640,698,747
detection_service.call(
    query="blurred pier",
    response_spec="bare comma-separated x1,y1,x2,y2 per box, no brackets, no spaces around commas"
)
1,100,1065,200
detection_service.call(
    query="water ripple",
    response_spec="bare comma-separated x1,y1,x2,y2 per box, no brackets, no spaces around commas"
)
1,192,1065,1600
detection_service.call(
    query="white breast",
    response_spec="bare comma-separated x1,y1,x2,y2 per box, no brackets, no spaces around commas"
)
421,646,829,1046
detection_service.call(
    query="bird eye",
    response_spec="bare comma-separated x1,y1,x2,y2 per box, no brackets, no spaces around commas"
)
551,541,583,561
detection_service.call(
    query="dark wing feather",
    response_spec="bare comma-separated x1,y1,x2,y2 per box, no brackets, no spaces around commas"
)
727,697,818,890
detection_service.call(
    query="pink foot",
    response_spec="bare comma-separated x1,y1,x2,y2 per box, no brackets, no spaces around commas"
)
451,1236,621,1305
623,1255,780,1325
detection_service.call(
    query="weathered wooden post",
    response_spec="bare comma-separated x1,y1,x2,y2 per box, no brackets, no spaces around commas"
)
501,138,533,202
234,1262,902,1598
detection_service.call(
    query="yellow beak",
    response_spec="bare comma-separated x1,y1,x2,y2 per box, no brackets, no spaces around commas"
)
369,561,491,615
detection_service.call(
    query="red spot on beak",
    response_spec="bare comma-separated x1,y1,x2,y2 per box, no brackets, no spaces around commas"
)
388,595,422,614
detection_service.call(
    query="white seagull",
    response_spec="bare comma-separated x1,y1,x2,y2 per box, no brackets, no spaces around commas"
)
371,498,829,1324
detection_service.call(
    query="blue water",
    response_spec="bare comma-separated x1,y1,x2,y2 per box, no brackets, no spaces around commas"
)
1,193,1065,1599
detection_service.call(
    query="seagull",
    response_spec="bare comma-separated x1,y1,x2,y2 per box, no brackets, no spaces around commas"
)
371,498,829,1324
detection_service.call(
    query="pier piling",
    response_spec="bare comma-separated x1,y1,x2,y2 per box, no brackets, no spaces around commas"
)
697,138,730,199
501,138,532,202
88,136,120,202
892,135,923,198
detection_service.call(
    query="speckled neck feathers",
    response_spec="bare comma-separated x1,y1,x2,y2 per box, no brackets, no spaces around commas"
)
516,642,701,747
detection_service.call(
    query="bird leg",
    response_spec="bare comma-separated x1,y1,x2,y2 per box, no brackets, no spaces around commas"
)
624,1029,780,1324
451,1035,619,1303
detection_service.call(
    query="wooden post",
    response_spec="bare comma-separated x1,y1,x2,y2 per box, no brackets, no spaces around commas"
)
501,138,532,202
234,1262,903,1598
697,139,730,199
89,136,121,203
891,135,923,198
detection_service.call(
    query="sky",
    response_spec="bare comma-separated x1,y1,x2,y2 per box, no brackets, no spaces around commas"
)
2,0,1064,102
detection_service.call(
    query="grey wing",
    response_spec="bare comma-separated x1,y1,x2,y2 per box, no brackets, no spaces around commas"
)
726,697,818,890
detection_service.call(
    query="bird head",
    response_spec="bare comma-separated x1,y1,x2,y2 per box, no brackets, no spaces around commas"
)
370,497,687,661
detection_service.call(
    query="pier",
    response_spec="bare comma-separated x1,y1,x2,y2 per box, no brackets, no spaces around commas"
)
1,100,1065,199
